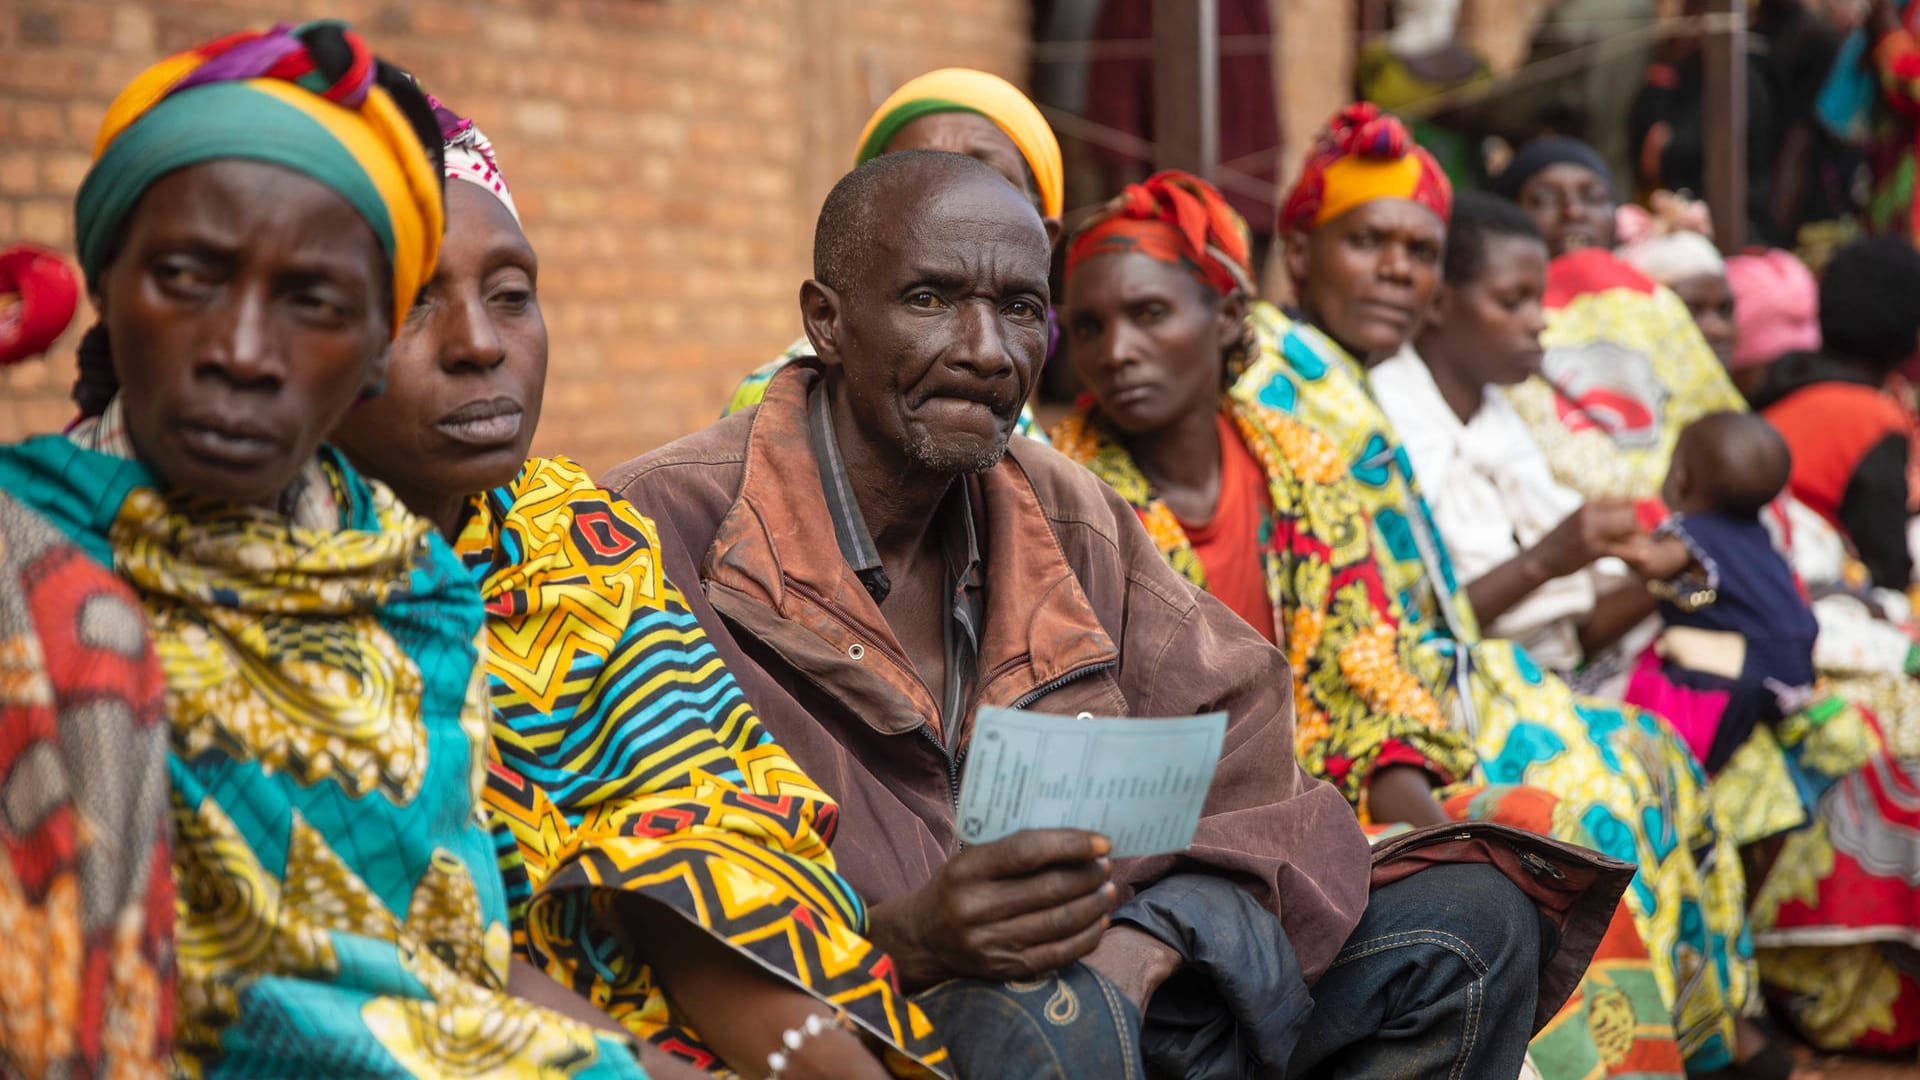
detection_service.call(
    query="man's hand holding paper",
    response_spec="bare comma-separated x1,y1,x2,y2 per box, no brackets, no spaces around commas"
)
956,706,1230,857
864,828,1118,989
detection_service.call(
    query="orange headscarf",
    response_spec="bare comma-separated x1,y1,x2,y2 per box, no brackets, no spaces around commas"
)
1277,103,1451,235
1066,170,1253,296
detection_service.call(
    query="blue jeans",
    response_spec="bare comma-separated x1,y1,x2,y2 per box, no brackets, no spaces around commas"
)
913,962,1145,1079
1286,862,1548,1080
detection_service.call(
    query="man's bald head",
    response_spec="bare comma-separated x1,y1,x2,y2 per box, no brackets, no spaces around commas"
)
813,149,1046,296
801,148,1051,479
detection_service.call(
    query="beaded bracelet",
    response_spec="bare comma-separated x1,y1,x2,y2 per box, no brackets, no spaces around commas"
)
1648,516,1720,613
766,1009,855,1079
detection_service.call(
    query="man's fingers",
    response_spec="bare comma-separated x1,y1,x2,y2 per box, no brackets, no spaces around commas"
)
988,881,1118,948
954,828,1111,881
998,917,1111,979
957,861,1113,925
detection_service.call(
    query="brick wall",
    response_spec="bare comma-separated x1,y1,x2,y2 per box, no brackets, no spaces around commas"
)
0,0,1030,474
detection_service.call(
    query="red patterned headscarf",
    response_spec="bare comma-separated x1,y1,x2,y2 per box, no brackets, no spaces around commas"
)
1277,103,1451,235
1066,170,1254,296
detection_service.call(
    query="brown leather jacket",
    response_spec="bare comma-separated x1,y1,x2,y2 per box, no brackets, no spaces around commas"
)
606,364,1630,1013
606,364,1373,981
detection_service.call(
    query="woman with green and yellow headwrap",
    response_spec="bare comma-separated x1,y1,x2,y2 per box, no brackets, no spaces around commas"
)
723,67,1061,440
0,22,660,1078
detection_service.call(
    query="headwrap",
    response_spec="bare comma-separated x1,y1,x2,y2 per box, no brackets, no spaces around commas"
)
1277,102,1452,235
1614,190,1714,249
1491,135,1613,202
0,245,79,368
428,92,519,223
75,21,443,339
1618,231,1725,287
1725,249,1820,371
854,68,1064,219
1067,170,1254,296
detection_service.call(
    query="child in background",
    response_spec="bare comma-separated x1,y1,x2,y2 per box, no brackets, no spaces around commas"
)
1625,412,1820,773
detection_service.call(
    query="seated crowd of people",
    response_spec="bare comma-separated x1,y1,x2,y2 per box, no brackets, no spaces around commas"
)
5,19,1920,1080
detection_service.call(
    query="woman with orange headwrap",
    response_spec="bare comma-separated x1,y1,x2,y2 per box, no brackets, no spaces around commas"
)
0,23,663,1077
1226,104,1770,1078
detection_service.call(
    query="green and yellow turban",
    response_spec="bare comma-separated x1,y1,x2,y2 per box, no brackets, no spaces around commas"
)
854,67,1064,220
74,21,443,339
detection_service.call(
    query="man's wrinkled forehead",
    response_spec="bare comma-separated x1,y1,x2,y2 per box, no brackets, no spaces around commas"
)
865,167,1049,285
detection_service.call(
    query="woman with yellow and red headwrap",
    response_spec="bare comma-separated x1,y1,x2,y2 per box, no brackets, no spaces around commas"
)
723,67,1060,440
0,22,665,1078
1052,165,1692,1080
1226,104,1766,1078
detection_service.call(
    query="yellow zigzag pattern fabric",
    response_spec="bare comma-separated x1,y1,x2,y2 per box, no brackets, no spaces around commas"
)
459,457,948,1077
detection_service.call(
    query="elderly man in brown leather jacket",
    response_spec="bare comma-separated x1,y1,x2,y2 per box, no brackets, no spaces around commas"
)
606,150,1625,1078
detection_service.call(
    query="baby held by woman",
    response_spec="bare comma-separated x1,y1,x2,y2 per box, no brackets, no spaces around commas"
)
1626,412,1818,773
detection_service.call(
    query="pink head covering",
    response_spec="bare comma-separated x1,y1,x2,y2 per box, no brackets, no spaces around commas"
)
426,91,518,223
1725,249,1820,371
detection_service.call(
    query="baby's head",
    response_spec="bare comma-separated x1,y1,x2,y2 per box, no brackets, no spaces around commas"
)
1662,411,1792,518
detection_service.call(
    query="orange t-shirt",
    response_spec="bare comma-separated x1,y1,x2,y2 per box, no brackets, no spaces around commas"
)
1176,415,1278,643
1763,381,1913,526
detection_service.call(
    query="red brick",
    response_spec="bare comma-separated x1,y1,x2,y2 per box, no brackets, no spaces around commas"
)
112,4,155,51
0,0,1034,472
0,155,37,196
64,6,115,46
16,101,62,142
17,199,68,246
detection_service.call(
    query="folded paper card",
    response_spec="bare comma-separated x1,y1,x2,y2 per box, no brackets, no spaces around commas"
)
955,705,1228,857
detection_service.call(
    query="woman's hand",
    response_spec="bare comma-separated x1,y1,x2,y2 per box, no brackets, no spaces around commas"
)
1365,765,1453,828
1532,499,1644,579
611,895,897,1079
768,1024,893,1080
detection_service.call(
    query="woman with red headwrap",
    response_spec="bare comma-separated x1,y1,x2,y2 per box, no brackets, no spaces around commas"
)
1053,172,1686,1079
1227,104,1769,1078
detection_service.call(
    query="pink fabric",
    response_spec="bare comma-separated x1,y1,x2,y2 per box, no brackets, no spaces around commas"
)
1726,249,1820,371
1623,650,1728,769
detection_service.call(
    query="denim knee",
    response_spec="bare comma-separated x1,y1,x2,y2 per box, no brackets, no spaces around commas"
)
912,962,1144,1080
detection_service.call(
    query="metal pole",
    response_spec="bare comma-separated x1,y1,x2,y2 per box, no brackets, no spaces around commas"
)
1702,0,1747,252
1152,0,1219,179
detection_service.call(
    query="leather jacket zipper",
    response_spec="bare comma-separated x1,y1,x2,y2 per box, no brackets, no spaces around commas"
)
943,661,1116,853
1010,661,1117,710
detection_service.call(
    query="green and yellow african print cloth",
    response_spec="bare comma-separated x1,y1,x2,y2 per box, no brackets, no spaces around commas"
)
461,457,947,1077
0,435,648,1078
1231,302,1756,1073
1054,393,1690,1078
1052,399,1472,813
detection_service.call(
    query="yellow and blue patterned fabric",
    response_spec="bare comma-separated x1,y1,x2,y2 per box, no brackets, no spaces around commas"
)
460,457,947,1077
1231,302,1757,1072
0,436,649,1078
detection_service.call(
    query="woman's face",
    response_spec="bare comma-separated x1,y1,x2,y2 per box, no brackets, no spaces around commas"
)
1669,271,1737,367
1428,233,1550,388
1516,163,1615,257
1064,250,1243,436
1285,197,1445,363
98,159,390,507
333,183,546,512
